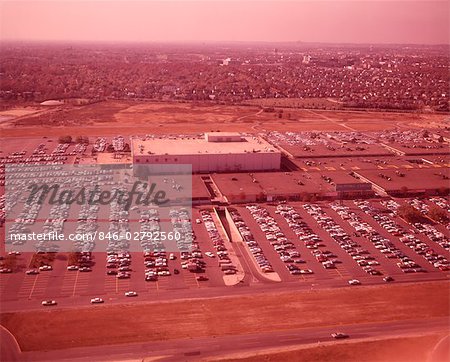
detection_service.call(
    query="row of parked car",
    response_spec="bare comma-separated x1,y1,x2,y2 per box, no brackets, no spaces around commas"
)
139,208,164,251
331,202,415,276
200,210,237,275
246,204,308,276
356,200,449,272
7,194,42,245
407,198,429,215
140,208,170,281
93,137,107,152
170,208,195,252
52,143,70,154
429,197,450,213
382,198,449,249
106,186,132,252
106,251,133,279
276,203,326,273
171,208,210,280
73,143,87,154
413,222,449,252
303,203,382,276
228,208,274,273
1,154,68,168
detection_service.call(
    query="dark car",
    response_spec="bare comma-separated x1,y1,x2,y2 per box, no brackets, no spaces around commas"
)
331,333,349,339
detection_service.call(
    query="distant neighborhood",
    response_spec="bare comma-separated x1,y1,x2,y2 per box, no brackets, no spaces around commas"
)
1,43,448,112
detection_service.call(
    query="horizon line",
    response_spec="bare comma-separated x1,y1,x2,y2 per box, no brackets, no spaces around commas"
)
1,39,449,47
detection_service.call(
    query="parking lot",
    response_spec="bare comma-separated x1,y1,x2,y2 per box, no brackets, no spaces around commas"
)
1,135,449,310
229,198,449,287
1,195,449,309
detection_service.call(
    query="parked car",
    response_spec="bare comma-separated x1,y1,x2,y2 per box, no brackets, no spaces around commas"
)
348,279,361,285
42,300,57,306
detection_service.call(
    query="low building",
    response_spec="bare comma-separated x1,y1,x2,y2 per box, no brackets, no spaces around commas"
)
132,133,281,174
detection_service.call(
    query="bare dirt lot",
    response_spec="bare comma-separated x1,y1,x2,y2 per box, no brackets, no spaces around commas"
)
1,281,448,352
211,333,448,362
0,101,447,138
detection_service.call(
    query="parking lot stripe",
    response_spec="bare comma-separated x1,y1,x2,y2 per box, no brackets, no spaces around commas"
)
28,275,39,299
335,269,344,279
72,271,79,297
146,281,158,292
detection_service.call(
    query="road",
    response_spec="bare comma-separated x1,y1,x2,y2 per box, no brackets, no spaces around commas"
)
17,317,449,362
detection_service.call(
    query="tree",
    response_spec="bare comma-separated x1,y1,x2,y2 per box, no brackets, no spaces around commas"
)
75,135,89,144
397,205,423,223
428,206,448,223
58,135,72,144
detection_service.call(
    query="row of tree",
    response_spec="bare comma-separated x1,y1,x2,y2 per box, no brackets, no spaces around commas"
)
398,204,448,224
58,135,90,144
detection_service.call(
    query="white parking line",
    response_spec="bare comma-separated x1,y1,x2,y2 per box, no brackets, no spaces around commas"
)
72,271,79,297
28,275,39,299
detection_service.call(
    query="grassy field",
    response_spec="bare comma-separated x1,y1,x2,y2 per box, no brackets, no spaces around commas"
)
0,100,447,138
244,97,343,109
210,333,448,362
1,281,448,352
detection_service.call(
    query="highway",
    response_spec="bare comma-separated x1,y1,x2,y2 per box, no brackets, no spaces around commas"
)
14,317,449,362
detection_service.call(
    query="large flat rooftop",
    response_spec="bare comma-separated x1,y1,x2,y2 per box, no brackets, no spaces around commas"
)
357,168,450,192
132,135,279,156
281,143,393,158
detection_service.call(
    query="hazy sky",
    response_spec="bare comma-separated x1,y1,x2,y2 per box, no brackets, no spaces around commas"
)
0,1,448,44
